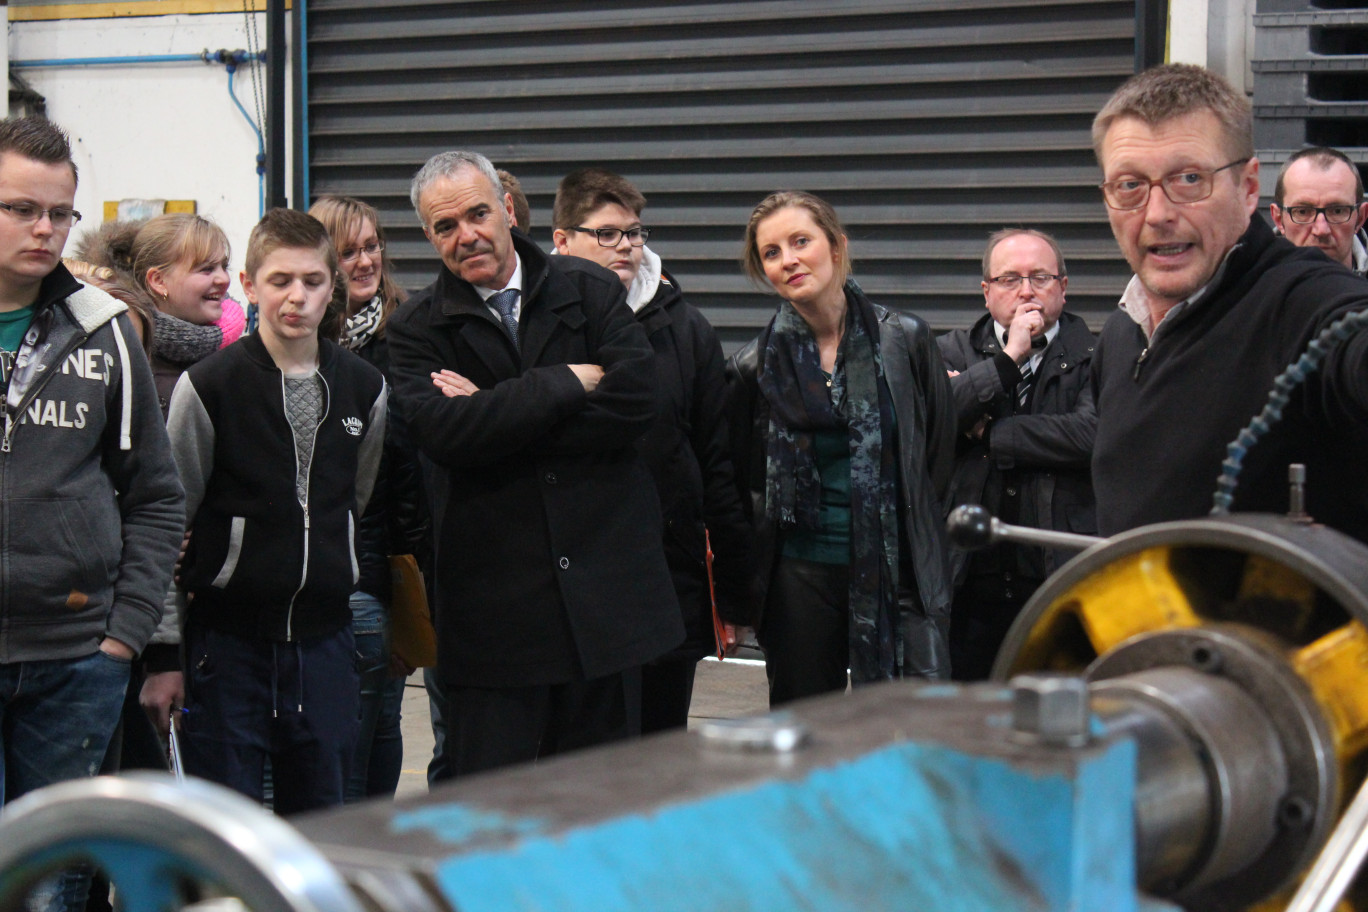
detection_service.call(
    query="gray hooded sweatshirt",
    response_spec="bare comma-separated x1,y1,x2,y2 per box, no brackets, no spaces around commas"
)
0,265,184,663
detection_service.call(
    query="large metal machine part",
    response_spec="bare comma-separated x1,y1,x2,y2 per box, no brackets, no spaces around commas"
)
0,514,1365,912
0,680,1163,912
995,514,1368,910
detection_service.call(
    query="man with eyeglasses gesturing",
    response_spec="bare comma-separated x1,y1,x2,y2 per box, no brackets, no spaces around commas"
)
0,118,183,910
1270,146,1367,277
937,229,1096,679
1090,65,1368,544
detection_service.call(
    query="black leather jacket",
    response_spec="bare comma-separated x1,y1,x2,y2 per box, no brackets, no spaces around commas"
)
936,311,1097,582
725,286,956,677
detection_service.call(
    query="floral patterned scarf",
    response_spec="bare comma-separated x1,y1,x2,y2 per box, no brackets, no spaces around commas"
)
758,283,901,682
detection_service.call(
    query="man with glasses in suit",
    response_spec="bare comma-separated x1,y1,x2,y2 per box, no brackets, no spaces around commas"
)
937,229,1096,679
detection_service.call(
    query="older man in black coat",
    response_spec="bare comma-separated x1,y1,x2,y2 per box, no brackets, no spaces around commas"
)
937,228,1096,680
387,150,682,778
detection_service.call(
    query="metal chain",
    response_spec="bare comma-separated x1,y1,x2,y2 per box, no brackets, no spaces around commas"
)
242,0,267,137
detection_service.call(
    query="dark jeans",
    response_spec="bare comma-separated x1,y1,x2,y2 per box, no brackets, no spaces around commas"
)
1,650,130,912
181,624,358,816
432,667,641,780
345,592,403,803
758,558,851,706
423,665,451,786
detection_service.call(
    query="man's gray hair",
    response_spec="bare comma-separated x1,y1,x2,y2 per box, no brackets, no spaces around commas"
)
410,150,503,219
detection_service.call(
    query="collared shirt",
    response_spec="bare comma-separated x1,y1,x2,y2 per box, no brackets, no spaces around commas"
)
475,253,524,322
1117,243,1242,340
994,320,1060,374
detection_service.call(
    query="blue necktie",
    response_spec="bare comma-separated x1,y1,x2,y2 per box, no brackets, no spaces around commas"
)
489,288,520,347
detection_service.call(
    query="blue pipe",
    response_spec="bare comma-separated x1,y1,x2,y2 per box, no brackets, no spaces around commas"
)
11,54,205,68
227,66,267,219
13,46,271,221
11,50,265,69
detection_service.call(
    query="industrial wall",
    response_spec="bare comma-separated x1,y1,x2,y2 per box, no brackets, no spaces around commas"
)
14,1,1324,345
7,6,284,304
306,0,1140,346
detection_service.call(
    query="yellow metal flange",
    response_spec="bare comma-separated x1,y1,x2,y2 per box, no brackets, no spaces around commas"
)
993,514,1368,909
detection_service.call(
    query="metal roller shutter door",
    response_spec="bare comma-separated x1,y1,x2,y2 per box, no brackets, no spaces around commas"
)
307,0,1137,348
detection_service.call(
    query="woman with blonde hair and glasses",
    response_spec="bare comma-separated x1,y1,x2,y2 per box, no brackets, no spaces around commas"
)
727,190,956,704
309,195,427,802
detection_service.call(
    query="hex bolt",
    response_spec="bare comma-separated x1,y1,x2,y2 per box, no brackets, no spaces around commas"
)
1010,673,1091,746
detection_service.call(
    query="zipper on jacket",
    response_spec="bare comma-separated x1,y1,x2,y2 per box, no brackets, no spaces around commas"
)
282,369,330,642
1132,347,1150,381
0,317,100,656
3,326,94,453
288,505,310,642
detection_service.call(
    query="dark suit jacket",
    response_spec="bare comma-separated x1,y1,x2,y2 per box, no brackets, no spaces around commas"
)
386,234,683,687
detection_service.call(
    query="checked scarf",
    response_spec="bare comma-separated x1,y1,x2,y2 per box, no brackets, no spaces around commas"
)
342,295,386,352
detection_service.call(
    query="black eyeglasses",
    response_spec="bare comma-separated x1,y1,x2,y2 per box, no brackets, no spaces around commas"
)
1099,159,1249,210
338,241,383,264
569,226,649,247
1278,204,1358,225
0,200,81,228
988,273,1062,290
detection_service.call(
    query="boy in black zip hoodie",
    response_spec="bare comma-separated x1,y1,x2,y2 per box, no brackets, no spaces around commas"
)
166,209,386,813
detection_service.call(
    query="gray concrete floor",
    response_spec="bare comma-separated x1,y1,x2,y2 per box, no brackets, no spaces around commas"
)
394,656,770,796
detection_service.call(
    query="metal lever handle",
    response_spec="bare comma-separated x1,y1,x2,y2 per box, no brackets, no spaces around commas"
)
1286,774,1368,912
946,504,1103,553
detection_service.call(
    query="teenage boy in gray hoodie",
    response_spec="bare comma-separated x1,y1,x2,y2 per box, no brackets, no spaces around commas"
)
0,117,184,910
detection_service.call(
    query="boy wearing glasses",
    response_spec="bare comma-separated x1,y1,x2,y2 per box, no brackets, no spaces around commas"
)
1091,65,1368,544
551,168,751,733
0,117,183,909
1270,147,1367,277
936,229,1096,680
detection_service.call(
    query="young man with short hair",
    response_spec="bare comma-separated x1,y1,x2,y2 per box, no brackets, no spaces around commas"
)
551,167,750,732
166,208,386,813
0,116,184,910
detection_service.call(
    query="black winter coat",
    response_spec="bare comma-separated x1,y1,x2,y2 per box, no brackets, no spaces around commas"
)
634,270,750,659
386,235,683,687
726,289,956,677
1092,216,1368,542
936,311,1097,581
351,332,430,604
